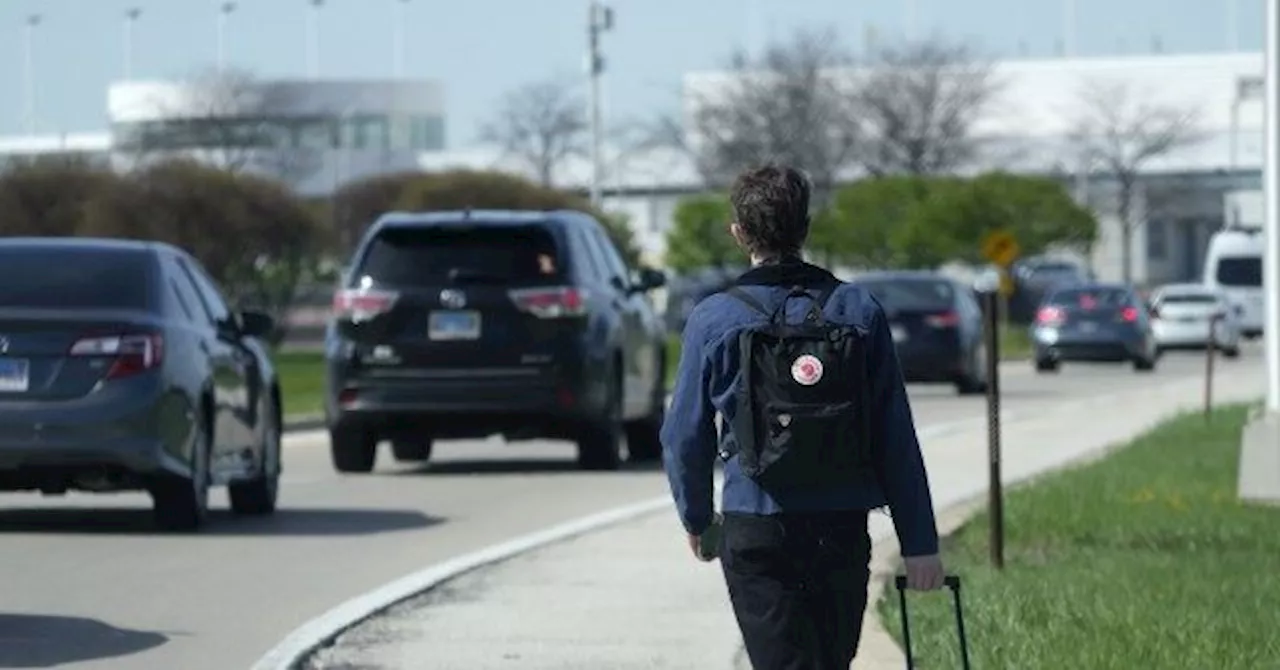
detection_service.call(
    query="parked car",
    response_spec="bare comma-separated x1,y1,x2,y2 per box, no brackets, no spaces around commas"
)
849,271,988,395
0,238,283,530
1030,283,1159,372
324,210,668,472
1148,283,1241,357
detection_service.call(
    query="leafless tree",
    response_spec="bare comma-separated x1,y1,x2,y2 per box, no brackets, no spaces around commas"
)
119,68,321,188
478,77,588,187
653,28,860,204
852,40,1001,176
1069,80,1202,283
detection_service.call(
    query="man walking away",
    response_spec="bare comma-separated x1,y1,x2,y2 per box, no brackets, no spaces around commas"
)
661,164,945,669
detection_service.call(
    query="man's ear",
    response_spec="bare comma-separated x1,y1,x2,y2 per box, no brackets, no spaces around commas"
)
729,222,747,249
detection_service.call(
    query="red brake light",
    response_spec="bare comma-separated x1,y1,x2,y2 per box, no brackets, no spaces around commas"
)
508,287,588,319
333,288,399,322
1036,307,1066,325
69,333,164,380
924,311,961,328
1121,307,1139,322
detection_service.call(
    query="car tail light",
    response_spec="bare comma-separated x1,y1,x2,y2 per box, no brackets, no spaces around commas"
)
1120,307,1139,322
924,311,961,328
509,287,588,319
1036,306,1066,326
333,288,399,322
69,333,164,380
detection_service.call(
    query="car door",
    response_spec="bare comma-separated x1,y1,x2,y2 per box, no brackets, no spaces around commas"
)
585,225,650,418
174,256,255,456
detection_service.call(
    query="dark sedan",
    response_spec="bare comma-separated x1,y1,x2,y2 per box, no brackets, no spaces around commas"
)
0,238,283,530
851,271,988,395
1030,283,1159,372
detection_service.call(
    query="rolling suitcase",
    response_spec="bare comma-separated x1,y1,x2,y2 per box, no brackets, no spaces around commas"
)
893,575,971,670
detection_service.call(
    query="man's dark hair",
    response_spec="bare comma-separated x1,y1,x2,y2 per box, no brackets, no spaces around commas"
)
728,164,812,259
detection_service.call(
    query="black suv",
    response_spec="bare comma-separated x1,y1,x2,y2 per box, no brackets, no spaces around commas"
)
323,210,669,472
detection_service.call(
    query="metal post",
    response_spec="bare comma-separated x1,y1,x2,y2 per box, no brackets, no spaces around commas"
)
1206,314,1219,422
307,0,324,79
1231,96,1241,178
904,0,916,42
217,2,235,73
123,8,140,79
1063,0,1076,57
983,290,1005,570
1266,0,1280,412
22,14,40,135
392,0,408,78
587,1,609,209
1229,0,1240,51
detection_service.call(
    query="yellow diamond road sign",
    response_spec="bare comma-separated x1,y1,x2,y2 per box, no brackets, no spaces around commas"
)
983,231,1020,267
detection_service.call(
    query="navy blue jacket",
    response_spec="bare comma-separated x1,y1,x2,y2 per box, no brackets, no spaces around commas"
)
660,261,940,557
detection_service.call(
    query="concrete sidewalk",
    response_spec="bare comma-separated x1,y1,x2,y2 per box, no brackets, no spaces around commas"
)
306,371,1263,670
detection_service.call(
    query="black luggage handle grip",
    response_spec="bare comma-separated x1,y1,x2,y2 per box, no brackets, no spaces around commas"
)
894,574,961,590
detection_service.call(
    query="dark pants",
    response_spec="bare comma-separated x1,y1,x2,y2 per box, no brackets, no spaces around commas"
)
720,511,872,670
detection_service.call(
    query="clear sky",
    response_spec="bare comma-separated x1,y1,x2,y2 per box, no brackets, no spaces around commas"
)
0,0,1265,147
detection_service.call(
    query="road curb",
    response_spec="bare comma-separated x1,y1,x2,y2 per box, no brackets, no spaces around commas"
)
284,415,325,433
250,495,676,670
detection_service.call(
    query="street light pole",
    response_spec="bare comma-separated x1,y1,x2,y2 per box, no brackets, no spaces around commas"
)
1263,0,1280,412
22,13,40,135
217,2,235,72
1063,0,1076,57
123,8,141,79
587,1,612,209
307,0,324,79
1229,0,1240,51
393,0,408,78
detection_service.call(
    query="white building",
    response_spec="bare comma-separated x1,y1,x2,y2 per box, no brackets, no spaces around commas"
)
0,77,445,198
419,51,1267,287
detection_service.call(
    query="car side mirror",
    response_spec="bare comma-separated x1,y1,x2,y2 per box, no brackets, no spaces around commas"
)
239,309,275,339
632,267,667,293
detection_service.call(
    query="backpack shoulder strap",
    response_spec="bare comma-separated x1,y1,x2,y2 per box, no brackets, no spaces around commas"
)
724,286,772,318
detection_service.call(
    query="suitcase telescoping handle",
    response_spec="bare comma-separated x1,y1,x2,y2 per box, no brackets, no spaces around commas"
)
893,575,971,670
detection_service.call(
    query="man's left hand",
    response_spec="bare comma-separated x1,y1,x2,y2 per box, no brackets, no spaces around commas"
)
687,533,715,562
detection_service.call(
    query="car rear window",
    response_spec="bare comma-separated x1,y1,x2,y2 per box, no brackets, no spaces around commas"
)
1215,256,1261,287
858,279,955,311
1047,287,1131,309
355,225,564,287
0,247,151,309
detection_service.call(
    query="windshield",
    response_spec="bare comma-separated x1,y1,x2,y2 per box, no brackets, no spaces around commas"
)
356,225,564,287
0,247,152,309
857,278,955,311
1215,256,1261,288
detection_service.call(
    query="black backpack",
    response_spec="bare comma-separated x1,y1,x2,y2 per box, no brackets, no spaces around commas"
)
722,283,875,492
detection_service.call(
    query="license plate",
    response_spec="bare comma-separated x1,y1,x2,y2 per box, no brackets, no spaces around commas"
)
428,310,481,341
890,324,908,342
0,358,29,392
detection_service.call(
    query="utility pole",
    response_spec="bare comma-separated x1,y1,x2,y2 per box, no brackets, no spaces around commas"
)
1063,0,1076,57
393,0,409,78
307,0,325,79
587,1,612,209
123,8,141,79
22,13,41,135
217,2,235,72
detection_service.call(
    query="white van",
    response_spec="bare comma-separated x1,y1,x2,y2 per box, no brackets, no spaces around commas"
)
1203,227,1264,337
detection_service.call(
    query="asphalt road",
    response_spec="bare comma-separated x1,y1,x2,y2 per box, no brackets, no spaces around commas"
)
0,348,1250,670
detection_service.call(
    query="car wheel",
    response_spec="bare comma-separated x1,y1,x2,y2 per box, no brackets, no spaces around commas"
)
330,425,377,473
578,369,623,471
1034,356,1059,373
391,438,434,463
229,399,281,516
1133,355,1157,372
152,415,211,532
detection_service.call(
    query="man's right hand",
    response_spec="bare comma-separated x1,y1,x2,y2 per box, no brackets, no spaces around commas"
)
903,554,945,590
